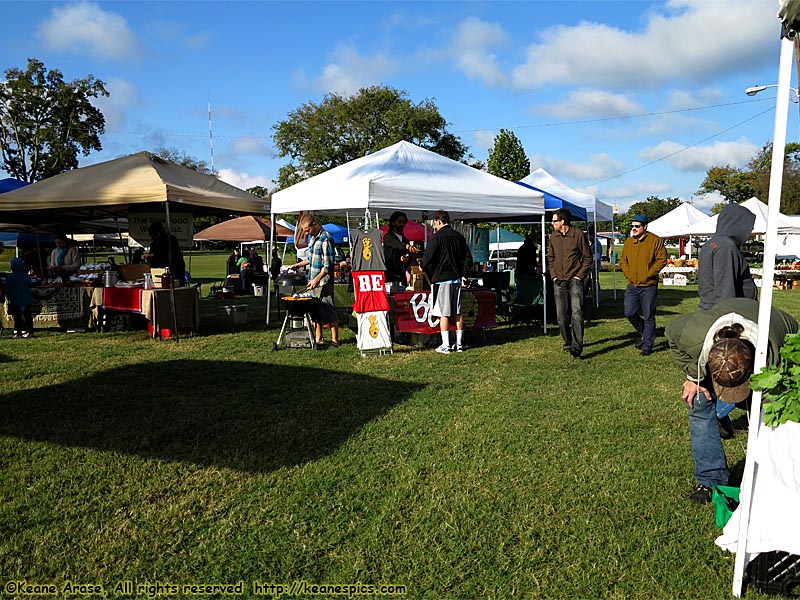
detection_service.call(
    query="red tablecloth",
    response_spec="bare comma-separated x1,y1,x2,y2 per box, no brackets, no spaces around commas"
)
392,289,496,333
102,287,143,312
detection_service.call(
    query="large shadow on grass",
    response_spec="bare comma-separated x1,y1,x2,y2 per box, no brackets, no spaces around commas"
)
0,360,424,473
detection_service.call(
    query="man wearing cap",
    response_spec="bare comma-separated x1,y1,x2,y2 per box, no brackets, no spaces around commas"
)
620,214,667,356
665,298,797,504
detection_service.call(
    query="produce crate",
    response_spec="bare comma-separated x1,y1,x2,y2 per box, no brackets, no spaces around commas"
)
746,551,800,597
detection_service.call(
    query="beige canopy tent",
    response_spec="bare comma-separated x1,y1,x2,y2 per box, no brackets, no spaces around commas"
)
194,216,293,242
0,151,269,224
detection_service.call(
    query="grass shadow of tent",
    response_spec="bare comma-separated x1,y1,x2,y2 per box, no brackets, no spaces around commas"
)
0,359,424,473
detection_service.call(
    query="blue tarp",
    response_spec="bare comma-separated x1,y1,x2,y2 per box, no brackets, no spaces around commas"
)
514,181,588,221
287,222,350,245
0,232,55,248
0,178,30,194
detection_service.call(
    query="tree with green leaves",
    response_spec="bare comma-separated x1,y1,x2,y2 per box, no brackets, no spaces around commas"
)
696,142,800,214
272,85,467,189
0,58,108,182
153,147,217,177
487,129,529,182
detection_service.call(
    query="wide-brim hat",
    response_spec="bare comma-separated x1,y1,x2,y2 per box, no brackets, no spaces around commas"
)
708,338,754,404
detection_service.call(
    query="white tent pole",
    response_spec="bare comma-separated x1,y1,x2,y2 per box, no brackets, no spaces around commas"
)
732,29,794,598
611,213,617,301
267,211,274,325
163,201,180,342
541,214,547,332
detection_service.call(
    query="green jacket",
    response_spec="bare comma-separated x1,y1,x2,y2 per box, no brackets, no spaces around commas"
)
620,231,666,287
665,298,798,382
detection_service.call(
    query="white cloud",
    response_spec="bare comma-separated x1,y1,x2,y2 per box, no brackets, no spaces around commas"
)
511,0,775,90
218,168,275,191
36,2,142,60
693,192,725,213
92,77,140,130
471,130,497,153
314,43,398,95
150,22,213,51
535,89,642,118
229,138,274,158
530,153,626,182
666,87,726,110
449,18,508,87
638,138,759,172
600,182,673,201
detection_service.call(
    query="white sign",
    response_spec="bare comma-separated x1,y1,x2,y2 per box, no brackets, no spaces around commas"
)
128,213,193,249
673,274,688,286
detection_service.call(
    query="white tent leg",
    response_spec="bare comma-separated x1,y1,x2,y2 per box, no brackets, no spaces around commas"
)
732,29,794,598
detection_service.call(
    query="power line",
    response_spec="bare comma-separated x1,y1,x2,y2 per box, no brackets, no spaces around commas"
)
587,106,775,186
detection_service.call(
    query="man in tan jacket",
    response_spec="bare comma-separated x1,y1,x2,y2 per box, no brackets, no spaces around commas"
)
620,213,667,356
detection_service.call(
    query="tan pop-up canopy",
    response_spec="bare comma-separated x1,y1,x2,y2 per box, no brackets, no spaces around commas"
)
194,215,293,242
0,151,270,224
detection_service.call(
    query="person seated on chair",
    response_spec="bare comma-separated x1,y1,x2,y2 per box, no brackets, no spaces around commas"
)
48,234,82,278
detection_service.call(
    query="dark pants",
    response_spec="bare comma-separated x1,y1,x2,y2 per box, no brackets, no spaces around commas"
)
10,304,33,334
553,278,585,355
624,284,658,351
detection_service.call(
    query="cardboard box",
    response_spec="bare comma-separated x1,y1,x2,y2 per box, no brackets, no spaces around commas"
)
118,263,150,282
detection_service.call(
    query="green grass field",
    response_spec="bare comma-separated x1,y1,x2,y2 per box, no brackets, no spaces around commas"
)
0,263,796,599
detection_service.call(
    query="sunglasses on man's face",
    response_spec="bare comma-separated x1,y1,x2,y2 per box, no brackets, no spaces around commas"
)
551,218,562,223
631,224,644,229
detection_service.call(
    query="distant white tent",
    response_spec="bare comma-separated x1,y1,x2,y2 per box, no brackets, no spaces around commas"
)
686,197,800,236
647,203,709,238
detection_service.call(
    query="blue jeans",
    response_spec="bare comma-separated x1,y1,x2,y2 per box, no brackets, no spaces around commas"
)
624,284,658,351
688,388,729,487
553,277,585,355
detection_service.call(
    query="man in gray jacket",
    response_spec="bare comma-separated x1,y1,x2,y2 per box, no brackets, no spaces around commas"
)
698,203,757,311
666,298,797,504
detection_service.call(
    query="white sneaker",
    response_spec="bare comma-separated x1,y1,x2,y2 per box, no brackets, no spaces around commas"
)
435,344,451,354
12,332,22,339
22,332,33,338
455,345,464,353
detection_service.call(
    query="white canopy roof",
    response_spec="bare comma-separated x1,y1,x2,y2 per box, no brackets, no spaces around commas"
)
686,197,800,236
270,141,545,221
519,168,614,221
0,151,269,224
647,203,709,238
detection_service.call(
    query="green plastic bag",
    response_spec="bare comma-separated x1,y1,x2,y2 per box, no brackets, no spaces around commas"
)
712,485,740,528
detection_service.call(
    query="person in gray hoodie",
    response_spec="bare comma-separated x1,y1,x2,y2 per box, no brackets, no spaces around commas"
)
697,203,757,312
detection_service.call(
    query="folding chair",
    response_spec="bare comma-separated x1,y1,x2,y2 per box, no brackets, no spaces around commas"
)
508,272,545,326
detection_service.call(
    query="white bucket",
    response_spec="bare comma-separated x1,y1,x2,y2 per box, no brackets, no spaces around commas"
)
252,284,265,296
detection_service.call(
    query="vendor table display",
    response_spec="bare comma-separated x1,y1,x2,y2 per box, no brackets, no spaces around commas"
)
2,285,95,330
392,289,496,334
97,287,199,337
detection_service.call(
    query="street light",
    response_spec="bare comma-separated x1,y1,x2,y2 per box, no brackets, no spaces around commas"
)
746,84,800,101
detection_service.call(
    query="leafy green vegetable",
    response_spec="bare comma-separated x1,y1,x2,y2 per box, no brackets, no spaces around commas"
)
750,332,800,426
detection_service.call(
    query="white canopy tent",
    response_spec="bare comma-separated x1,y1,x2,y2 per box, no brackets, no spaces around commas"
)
519,168,613,222
686,197,800,236
270,141,545,221
269,141,546,324
647,203,709,238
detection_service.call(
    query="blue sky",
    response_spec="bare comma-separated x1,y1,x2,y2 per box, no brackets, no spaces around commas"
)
0,0,793,214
